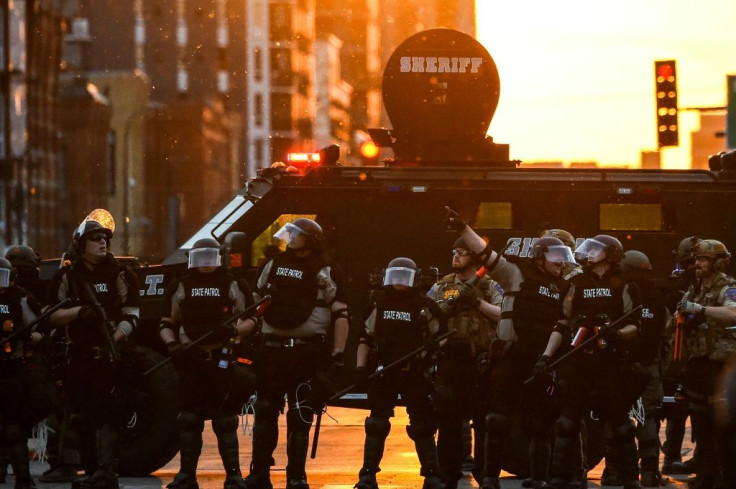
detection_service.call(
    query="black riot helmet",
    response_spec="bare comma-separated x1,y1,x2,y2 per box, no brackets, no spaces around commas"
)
71,210,114,257
621,250,652,281
188,237,222,269
574,234,624,266
273,218,325,250
383,257,420,288
0,257,15,288
529,236,575,264
5,245,40,269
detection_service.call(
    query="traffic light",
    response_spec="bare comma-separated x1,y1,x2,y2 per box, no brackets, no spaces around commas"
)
654,60,678,148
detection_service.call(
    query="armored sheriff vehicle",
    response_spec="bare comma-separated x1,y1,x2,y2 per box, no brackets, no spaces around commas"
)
58,28,736,476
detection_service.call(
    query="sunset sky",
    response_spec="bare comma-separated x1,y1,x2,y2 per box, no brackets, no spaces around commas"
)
475,1,736,168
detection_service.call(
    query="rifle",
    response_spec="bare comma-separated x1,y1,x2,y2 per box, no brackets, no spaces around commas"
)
310,329,457,459
78,279,121,363
523,304,643,385
2,298,72,346
143,295,272,376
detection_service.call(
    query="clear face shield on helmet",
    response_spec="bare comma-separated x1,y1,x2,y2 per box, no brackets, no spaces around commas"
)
383,266,416,287
0,269,9,288
544,245,576,265
188,247,221,269
574,238,607,265
273,223,305,248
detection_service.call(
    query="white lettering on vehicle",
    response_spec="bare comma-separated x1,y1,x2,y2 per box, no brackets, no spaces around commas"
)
399,56,483,74
0,304,9,314
143,274,165,296
94,283,108,293
191,288,221,297
275,267,304,279
382,310,412,321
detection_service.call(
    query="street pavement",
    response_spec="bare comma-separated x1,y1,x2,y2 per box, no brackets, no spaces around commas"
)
18,407,694,489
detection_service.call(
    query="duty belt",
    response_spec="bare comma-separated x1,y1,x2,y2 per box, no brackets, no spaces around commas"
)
263,334,325,348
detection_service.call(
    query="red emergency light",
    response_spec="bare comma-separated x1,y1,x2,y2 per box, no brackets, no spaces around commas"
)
286,152,322,173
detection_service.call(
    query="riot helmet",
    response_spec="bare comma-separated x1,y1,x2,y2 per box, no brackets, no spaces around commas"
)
574,234,623,266
0,257,14,288
541,229,576,250
675,236,700,264
188,237,222,269
383,257,419,288
529,236,575,264
5,245,40,269
621,250,652,280
273,218,324,250
71,209,114,256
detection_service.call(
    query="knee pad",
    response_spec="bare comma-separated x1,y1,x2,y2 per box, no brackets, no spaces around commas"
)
177,411,205,432
365,416,391,438
286,406,313,432
212,415,238,435
485,413,511,436
554,415,579,439
406,418,435,441
255,395,281,423
611,419,636,442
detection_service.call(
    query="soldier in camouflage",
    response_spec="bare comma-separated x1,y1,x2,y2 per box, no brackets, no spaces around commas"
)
676,239,736,489
426,237,503,488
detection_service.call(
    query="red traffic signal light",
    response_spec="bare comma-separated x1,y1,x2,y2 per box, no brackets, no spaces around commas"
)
654,60,678,148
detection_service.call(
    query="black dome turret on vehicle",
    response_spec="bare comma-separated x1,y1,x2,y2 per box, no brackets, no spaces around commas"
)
376,28,511,165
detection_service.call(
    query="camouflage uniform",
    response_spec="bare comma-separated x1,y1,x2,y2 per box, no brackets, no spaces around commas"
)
680,271,736,488
426,274,503,484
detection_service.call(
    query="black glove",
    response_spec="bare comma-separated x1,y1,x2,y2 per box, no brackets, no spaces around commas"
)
166,340,185,364
77,305,101,324
443,207,467,232
589,313,610,327
214,323,236,342
435,299,456,318
424,336,440,354
598,324,620,342
456,283,482,308
534,354,551,377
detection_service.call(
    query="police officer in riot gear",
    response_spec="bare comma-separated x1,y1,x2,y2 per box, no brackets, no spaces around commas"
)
354,257,446,489
159,237,256,489
539,234,641,489
448,211,575,489
426,238,503,488
615,250,669,487
46,211,140,489
676,239,736,489
0,257,44,489
244,218,349,489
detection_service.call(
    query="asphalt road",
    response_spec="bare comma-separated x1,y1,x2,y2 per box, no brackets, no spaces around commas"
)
20,407,694,489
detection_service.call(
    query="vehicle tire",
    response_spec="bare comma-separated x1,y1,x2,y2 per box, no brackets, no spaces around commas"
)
116,344,180,476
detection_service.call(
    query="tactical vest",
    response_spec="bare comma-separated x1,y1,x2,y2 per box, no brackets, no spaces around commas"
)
627,283,668,364
69,260,124,320
570,269,625,322
435,274,494,350
0,287,28,358
502,261,563,347
179,269,235,340
263,250,326,329
682,272,736,361
374,291,428,365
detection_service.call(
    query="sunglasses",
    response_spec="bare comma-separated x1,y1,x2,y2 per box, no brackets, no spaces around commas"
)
87,233,110,242
452,249,471,256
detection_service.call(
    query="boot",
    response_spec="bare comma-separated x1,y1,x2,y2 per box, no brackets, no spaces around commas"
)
39,464,79,483
670,457,697,474
479,476,500,489
285,475,309,489
243,470,273,489
285,427,310,488
354,468,379,489
224,474,247,489
169,426,203,489
84,424,119,489
217,429,244,485
422,472,444,489
640,457,663,488
601,465,623,486
523,435,550,489
7,425,35,489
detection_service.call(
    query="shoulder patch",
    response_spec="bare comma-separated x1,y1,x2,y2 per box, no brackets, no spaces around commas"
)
726,287,736,301
494,283,505,295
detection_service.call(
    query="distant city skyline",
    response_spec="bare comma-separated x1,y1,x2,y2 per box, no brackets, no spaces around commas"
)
475,0,736,168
